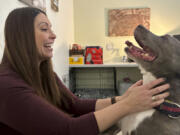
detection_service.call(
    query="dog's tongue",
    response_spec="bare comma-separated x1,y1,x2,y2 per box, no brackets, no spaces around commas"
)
125,40,156,61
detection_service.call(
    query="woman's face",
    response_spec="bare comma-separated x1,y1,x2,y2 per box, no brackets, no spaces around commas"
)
34,13,56,61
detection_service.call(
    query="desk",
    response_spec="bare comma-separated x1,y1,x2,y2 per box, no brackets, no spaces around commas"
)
69,63,139,98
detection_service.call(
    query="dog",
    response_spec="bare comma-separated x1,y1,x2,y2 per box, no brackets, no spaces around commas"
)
115,24,180,135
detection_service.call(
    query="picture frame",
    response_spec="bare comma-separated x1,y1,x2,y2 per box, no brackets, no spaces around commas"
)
51,0,59,12
108,8,150,36
18,0,46,11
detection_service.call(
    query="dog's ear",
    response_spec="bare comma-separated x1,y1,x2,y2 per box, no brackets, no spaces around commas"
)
173,34,180,41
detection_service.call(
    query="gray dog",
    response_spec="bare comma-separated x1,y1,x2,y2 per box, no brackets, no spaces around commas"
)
117,25,180,135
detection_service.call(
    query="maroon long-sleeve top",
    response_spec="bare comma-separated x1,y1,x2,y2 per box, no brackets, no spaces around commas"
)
0,66,99,135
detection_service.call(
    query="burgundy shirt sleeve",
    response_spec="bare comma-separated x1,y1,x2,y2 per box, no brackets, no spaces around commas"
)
55,75,97,116
0,70,99,135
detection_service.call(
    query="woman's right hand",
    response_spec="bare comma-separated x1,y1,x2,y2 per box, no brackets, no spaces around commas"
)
122,78,170,114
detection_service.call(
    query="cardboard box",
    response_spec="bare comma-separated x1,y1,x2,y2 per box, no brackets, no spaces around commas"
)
69,57,84,64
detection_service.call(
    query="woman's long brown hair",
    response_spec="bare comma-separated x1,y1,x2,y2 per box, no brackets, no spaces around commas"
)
2,7,72,109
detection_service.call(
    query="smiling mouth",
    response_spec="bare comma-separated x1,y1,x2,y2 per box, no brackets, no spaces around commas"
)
44,43,53,49
125,40,157,62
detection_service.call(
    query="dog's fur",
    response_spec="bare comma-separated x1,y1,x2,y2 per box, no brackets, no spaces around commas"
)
116,25,180,135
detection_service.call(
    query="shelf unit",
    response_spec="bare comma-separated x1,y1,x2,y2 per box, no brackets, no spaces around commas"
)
69,63,140,99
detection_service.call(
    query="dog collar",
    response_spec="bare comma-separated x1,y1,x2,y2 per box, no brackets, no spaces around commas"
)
155,100,180,119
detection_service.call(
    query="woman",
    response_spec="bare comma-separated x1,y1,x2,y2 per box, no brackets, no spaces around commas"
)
0,7,169,135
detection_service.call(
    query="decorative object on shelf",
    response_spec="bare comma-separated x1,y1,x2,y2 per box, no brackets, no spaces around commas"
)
85,46,103,64
72,44,82,51
51,0,59,12
106,42,120,56
69,57,84,65
69,43,84,65
108,7,150,36
69,43,84,56
69,50,84,56
121,56,128,62
18,0,46,11
104,41,122,63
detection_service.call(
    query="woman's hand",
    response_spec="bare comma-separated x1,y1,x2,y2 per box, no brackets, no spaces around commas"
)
121,80,144,100
122,78,170,114
94,78,169,132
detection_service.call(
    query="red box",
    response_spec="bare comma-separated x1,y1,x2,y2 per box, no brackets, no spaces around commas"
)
85,46,103,64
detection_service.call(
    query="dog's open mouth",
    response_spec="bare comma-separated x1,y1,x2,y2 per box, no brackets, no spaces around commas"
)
125,40,157,62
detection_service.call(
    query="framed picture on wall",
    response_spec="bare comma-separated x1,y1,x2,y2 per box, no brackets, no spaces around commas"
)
108,8,150,36
51,0,59,12
18,0,46,11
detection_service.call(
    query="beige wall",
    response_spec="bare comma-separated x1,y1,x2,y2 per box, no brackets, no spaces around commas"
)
0,0,25,60
74,0,180,63
0,0,74,85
